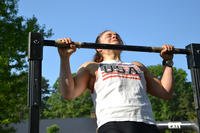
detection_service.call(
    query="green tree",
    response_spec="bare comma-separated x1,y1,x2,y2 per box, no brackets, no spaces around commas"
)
0,0,52,131
42,76,93,118
148,65,196,121
46,124,60,133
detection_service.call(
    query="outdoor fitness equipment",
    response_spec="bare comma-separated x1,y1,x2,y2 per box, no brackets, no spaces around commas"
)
28,32,200,133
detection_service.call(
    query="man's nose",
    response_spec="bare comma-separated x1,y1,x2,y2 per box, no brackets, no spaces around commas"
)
112,34,117,39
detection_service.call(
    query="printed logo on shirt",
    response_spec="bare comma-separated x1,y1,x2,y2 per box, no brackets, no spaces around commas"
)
99,63,142,80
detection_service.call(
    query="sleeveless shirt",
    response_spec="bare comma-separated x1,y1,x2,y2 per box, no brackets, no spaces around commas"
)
91,60,156,128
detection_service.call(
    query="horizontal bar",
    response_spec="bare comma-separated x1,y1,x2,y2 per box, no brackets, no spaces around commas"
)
156,121,199,131
43,40,191,55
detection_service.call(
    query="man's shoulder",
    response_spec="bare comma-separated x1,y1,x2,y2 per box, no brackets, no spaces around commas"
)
131,61,143,66
80,61,99,68
131,61,147,72
78,61,99,75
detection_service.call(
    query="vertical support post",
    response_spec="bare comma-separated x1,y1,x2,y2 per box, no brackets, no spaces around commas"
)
186,43,200,133
28,32,43,133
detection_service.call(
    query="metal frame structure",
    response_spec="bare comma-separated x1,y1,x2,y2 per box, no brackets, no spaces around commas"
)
28,32,200,133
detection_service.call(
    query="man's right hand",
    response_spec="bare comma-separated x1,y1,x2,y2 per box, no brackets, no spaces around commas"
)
57,37,76,58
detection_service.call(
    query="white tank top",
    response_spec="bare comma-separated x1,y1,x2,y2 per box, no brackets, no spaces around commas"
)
91,60,156,128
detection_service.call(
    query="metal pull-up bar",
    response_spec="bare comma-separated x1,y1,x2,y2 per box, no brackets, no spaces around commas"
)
28,32,200,133
43,40,191,55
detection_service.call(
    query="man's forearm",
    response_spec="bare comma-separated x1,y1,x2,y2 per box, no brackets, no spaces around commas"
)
161,66,174,94
59,57,75,99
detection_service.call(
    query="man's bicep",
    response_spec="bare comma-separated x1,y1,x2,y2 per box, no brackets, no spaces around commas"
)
73,66,91,97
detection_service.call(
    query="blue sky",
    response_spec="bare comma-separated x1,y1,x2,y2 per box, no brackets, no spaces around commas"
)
18,0,200,87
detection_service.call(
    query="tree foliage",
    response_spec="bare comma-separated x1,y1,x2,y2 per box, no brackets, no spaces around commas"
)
0,0,52,130
148,65,196,121
46,124,60,133
42,77,93,118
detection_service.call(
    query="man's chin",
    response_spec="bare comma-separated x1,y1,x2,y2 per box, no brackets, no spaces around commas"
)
110,42,121,45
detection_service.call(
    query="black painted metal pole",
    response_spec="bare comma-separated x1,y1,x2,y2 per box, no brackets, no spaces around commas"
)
28,32,43,133
186,43,200,133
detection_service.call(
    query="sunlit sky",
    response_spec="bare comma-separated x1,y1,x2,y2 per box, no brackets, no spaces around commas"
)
18,0,200,87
